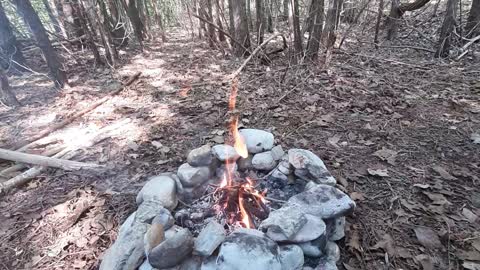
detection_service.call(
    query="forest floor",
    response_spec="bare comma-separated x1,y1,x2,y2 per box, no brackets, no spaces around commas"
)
0,28,479,270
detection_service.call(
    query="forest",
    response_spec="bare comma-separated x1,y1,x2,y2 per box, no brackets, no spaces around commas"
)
0,0,479,269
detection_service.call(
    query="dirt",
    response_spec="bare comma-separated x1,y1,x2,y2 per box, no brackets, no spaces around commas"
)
0,25,479,270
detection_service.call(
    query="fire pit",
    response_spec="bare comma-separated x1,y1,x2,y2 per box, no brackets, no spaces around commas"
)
99,82,356,270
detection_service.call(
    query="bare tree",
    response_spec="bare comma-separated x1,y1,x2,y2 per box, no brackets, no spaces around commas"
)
42,0,63,34
282,0,290,21
386,0,431,40
11,0,67,88
266,0,274,32
0,68,20,107
215,0,226,41
256,0,265,44
122,0,145,47
0,1,27,72
305,0,325,60
322,0,343,48
435,0,458,57
465,0,480,38
230,0,251,56
292,0,303,56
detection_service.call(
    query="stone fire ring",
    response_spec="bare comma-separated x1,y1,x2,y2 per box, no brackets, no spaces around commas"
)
99,129,356,270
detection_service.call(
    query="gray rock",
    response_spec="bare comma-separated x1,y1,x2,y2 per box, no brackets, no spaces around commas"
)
303,267,315,270
139,260,156,270
305,181,319,191
314,259,337,270
99,212,147,270
277,156,292,175
214,228,282,270
239,129,275,154
279,245,304,270
287,184,355,219
136,175,178,211
211,145,240,161
180,256,202,270
177,163,211,187
326,217,345,241
252,151,277,171
288,149,336,185
325,241,340,262
149,225,194,269
181,184,209,202
271,145,285,161
144,208,175,254
136,200,167,224
289,214,326,243
194,221,226,256
237,155,253,171
298,236,327,258
259,205,308,241
188,145,214,166
200,256,217,270
267,168,289,188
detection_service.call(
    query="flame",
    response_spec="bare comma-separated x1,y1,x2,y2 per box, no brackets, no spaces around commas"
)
228,79,248,158
238,189,252,228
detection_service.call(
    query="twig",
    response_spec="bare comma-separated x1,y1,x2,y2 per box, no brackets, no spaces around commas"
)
456,34,480,60
265,196,287,203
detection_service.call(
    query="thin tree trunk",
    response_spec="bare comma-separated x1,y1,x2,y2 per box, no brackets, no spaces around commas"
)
247,0,253,30
256,0,265,44
231,0,251,56
282,0,289,21
228,0,235,35
435,0,458,57
374,0,383,48
292,0,303,55
151,0,167,41
266,0,273,32
207,0,217,47
0,69,20,107
305,0,325,60
122,0,145,47
11,0,67,88
322,0,343,48
465,0,480,37
42,0,63,34
96,0,119,64
215,0,226,41
0,1,27,72
386,0,431,40
78,0,103,65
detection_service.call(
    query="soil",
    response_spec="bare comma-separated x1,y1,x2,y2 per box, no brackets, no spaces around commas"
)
0,26,479,270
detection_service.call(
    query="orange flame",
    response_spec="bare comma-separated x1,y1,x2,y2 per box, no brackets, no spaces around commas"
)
238,189,252,228
228,79,248,158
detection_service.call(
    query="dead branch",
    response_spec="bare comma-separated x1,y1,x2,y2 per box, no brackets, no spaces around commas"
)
0,146,65,178
456,34,480,60
0,148,103,171
6,72,141,150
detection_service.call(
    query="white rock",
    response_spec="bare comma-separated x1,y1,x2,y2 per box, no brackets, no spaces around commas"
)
271,145,285,161
326,217,345,241
177,163,211,187
187,145,214,166
325,241,340,262
279,245,304,270
314,259,338,270
148,225,194,269
288,149,336,185
260,205,308,241
252,151,277,171
289,214,326,242
139,260,156,270
194,221,226,256
211,145,240,161
215,162,238,178
298,236,327,258
136,175,178,211
239,129,275,154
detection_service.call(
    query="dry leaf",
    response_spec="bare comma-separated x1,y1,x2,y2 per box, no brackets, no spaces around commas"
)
463,261,480,270
415,254,434,270
462,208,479,223
328,134,341,148
414,227,443,249
372,148,398,165
413,183,431,189
343,263,358,270
432,166,456,180
472,239,480,253
422,192,451,205
316,114,335,126
347,228,362,253
471,133,480,144
367,168,389,177
371,234,396,257
457,250,480,261
350,192,365,201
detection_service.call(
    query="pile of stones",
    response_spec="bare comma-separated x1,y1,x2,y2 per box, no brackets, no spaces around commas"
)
99,129,355,270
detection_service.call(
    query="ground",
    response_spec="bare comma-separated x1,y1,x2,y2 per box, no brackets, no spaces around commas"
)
0,27,479,270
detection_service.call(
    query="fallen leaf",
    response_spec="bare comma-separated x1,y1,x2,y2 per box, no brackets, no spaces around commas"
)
457,250,480,261
463,261,480,270
415,254,434,270
371,234,396,257
151,141,163,149
343,263,358,270
423,192,451,205
472,239,480,253
328,134,341,148
471,133,480,144
463,208,479,223
373,148,398,165
316,114,335,127
414,227,443,249
350,192,365,201
367,168,389,177
413,183,431,189
432,166,456,180
347,228,362,253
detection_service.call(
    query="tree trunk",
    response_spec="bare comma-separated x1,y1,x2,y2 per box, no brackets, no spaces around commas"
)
96,0,119,64
207,0,217,47
343,0,357,24
122,0,145,47
228,0,235,35
12,0,67,88
282,0,290,21
292,0,303,55
322,0,343,48
247,0,253,30
231,0,251,56
151,0,167,41
266,0,273,32
215,0,226,41
256,0,265,44
465,0,480,37
374,0,384,48
386,0,431,40
58,0,85,39
78,0,102,65
42,0,63,34
0,69,20,107
435,0,458,57
305,0,325,60
0,1,27,72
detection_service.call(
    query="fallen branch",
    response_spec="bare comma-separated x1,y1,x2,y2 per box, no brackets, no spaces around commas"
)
0,146,65,178
456,34,480,60
7,72,141,150
0,148,103,171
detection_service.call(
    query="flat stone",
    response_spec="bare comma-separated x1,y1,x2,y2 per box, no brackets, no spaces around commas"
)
214,229,282,270
277,156,292,175
211,145,240,161
136,175,178,211
289,214,326,243
279,245,304,270
148,225,194,269
181,184,209,202
314,259,338,270
239,129,275,154
136,200,168,224
259,205,308,242
287,184,355,219
177,163,211,187
298,236,327,258
267,168,289,189
271,145,285,161
187,145,214,166
326,217,345,241
194,221,226,256
252,151,277,171
99,212,147,270
288,149,336,185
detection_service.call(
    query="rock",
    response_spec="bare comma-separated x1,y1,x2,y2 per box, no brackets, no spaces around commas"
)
144,209,175,254
267,168,289,189
276,157,292,175
288,149,336,185
239,129,275,154
149,225,194,269
139,260,156,270
99,212,147,270
177,163,211,187
298,236,327,258
252,151,277,171
289,214,326,242
315,259,337,270
271,145,285,161
214,228,282,270
212,145,240,161
279,245,304,270
153,208,175,230
287,184,355,219
181,184,209,202
194,221,226,256
237,155,253,171
326,217,345,241
136,200,167,223
179,256,202,270
325,242,340,262
305,181,319,191
187,145,214,166
215,162,238,178
260,205,308,241
136,175,178,211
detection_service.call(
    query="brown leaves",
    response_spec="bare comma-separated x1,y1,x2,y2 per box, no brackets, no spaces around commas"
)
372,148,398,165
413,227,443,249
367,168,389,177
415,254,434,270
432,166,456,180
371,234,396,257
